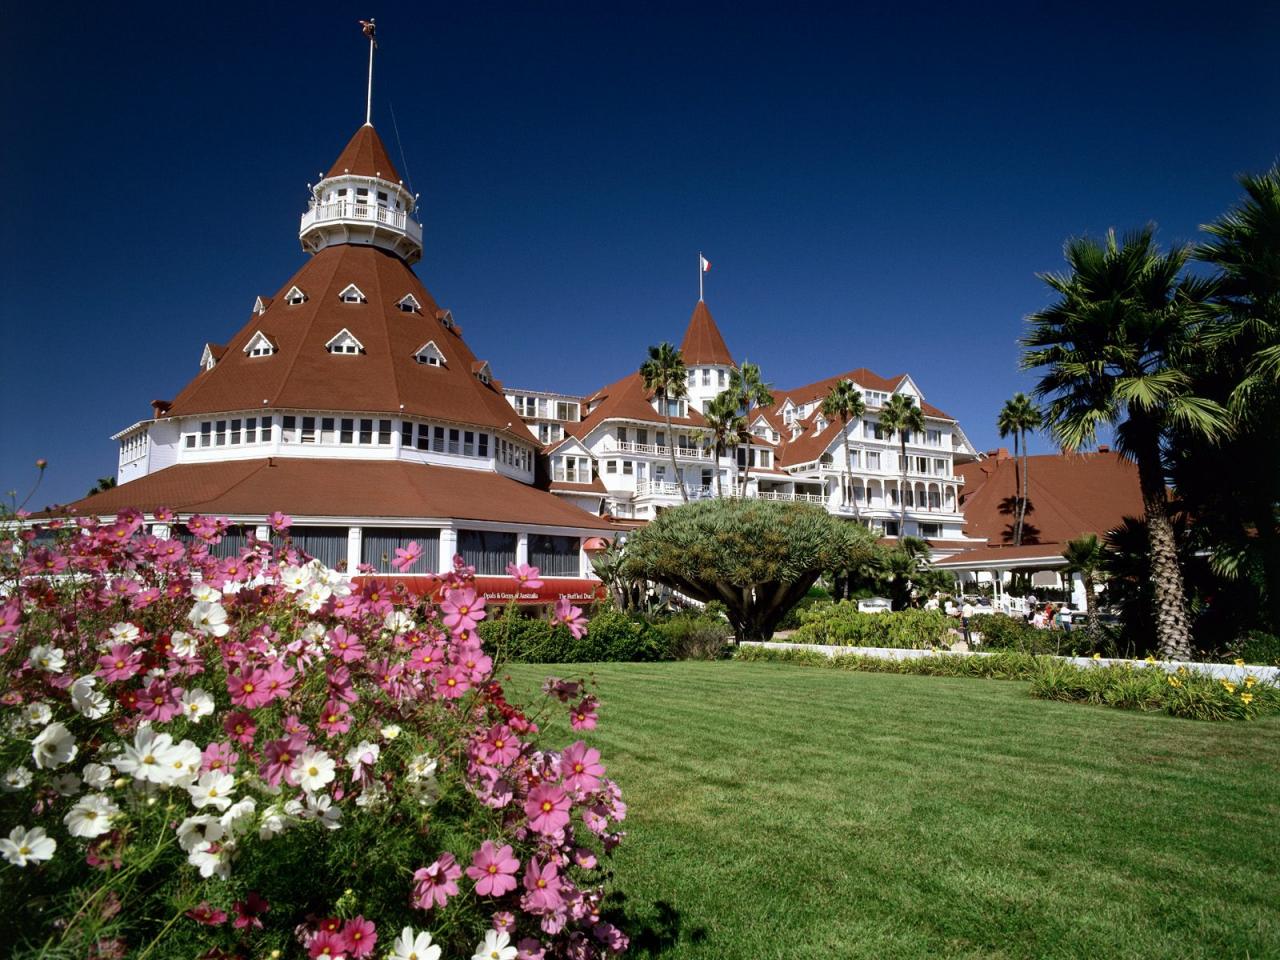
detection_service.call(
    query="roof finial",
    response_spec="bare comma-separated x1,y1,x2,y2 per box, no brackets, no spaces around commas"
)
359,19,377,126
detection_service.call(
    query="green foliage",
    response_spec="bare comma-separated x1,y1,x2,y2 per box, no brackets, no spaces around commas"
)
622,499,875,641
972,613,1093,656
1235,631,1280,667
649,611,734,660
479,609,668,663
790,603,953,648
735,643,1039,679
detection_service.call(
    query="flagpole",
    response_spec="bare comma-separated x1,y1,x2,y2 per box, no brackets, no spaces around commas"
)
698,251,704,302
365,20,375,125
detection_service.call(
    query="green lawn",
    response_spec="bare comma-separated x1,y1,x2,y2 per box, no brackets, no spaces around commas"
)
507,661,1280,960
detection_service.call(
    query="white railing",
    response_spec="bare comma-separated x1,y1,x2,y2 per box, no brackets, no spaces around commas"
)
634,480,716,499
757,490,827,503
301,201,424,245
613,440,712,461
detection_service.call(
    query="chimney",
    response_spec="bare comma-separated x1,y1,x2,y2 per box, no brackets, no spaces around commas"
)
150,399,171,419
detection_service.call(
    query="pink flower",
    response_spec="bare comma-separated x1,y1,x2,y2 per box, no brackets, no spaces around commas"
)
506,563,544,589
392,541,423,573
261,735,306,787
560,741,605,795
268,511,292,533
185,901,227,925
441,587,486,634
492,911,517,934
317,699,351,737
328,627,366,663
522,858,564,912
524,783,571,836
436,665,471,699
412,852,462,910
262,660,297,701
569,697,598,731
97,643,142,682
223,711,257,744
341,916,378,958
137,678,184,722
227,667,271,709
481,724,521,767
516,938,547,960
308,930,345,959
466,840,520,896
552,597,588,639
201,741,239,774
232,892,269,929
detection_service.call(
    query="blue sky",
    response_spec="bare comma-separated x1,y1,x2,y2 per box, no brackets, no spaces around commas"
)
3,2,1278,509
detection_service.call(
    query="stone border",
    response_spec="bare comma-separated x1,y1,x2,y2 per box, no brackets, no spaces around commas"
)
741,640,1280,684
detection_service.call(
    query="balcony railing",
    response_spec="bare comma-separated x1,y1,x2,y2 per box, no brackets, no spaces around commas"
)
757,490,827,503
613,440,712,461
300,201,424,245
634,480,720,499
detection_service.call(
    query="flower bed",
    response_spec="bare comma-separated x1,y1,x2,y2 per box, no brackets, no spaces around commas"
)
789,603,953,648
1,509,629,959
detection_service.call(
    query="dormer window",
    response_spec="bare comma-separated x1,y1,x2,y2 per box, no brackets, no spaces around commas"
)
339,284,367,304
414,341,446,367
437,309,456,331
325,329,364,355
244,331,276,358
253,295,269,316
199,343,221,371
397,293,422,313
473,361,493,385
284,286,307,305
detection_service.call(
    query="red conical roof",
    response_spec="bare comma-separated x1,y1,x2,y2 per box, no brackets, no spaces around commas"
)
679,300,734,366
326,124,402,182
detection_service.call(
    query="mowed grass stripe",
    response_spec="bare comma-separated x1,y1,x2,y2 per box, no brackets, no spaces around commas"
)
505,661,1280,959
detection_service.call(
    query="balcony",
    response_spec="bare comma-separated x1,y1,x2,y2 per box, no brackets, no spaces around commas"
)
757,490,827,504
300,200,424,247
613,440,713,461
634,480,717,500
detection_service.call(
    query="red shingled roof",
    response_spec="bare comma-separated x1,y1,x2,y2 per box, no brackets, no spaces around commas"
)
567,372,708,439
955,451,1144,548
166,245,523,439
679,301,735,366
326,124,402,182
47,459,614,530
775,369,954,421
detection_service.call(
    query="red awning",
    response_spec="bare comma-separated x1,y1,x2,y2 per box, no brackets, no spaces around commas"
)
358,575,607,606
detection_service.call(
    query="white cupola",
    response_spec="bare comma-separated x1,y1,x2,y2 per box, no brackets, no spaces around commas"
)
299,124,423,265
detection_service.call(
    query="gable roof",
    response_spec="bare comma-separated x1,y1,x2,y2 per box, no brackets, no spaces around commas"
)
774,368,955,421
955,451,1144,548
679,300,735,366
165,245,523,439
44,459,614,530
326,124,402,182
567,371,708,440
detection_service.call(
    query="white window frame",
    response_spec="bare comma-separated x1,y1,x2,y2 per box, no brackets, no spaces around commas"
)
338,283,367,304
397,293,422,313
325,328,365,355
244,331,275,358
284,285,306,305
413,341,447,367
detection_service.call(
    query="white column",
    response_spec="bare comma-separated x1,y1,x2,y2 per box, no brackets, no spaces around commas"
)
579,541,591,578
516,532,529,567
1071,571,1088,610
439,527,458,573
347,526,362,573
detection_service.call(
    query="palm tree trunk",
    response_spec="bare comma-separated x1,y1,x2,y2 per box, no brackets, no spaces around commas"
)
664,402,686,503
1012,432,1023,545
715,440,724,499
1018,428,1030,545
741,432,752,498
899,435,908,536
1135,434,1193,660
1082,570,1101,646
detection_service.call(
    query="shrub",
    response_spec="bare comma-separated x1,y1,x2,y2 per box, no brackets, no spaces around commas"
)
1,511,629,959
790,603,952,648
1234,630,1280,667
651,612,733,660
480,608,669,663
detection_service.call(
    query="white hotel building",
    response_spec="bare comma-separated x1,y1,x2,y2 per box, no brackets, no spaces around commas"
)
60,111,983,581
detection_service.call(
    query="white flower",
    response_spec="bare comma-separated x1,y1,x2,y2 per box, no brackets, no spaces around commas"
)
345,740,380,776
384,610,415,635
21,701,52,726
28,645,66,674
406,754,438,783
221,580,246,596
300,582,332,614
170,630,199,658
189,582,221,603
279,565,313,593
189,840,232,879
2,767,33,792
180,688,215,721
381,724,402,741
32,721,78,769
165,739,203,786
188,771,235,811
354,780,388,809
0,825,56,867
219,796,257,834
108,621,141,645
82,763,113,790
52,772,82,796
391,927,442,960
176,814,221,852
472,930,517,960
71,676,111,719
113,725,180,783
292,748,336,793
187,601,229,637
64,793,120,838
303,792,343,830
258,803,290,840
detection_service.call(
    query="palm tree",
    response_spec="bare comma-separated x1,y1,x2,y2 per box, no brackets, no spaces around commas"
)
1062,533,1105,645
726,362,774,496
702,390,745,498
640,342,690,503
996,393,1040,545
1022,226,1229,660
878,393,925,537
820,380,866,512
